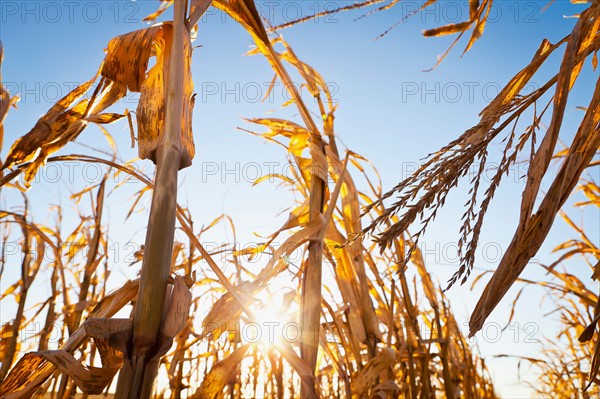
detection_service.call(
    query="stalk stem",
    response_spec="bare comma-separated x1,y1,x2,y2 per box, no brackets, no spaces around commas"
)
300,136,326,398
115,1,187,397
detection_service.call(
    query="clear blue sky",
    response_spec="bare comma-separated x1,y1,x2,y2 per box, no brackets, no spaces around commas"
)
1,1,599,397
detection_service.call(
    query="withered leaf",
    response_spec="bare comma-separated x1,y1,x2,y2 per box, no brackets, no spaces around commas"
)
102,25,165,92
423,21,472,37
1,73,126,187
38,350,120,395
106,23,195,168
156,276,193,357
190,344,250,399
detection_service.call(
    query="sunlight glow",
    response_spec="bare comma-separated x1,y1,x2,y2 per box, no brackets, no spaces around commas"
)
241,289,299,350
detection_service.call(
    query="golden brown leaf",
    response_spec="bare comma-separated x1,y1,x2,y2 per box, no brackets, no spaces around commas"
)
102,26,164,92
117,23,195,168
156,276,193,357
470,71,600,336
2,72,126,187
1,75,95,170
214,0,269,45
85,113,126,124
0,353,46,396
37,350,119,395
190,344,251,399
423,21,472,37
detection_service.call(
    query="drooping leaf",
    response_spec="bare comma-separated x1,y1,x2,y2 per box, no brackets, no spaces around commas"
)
190,344,251,399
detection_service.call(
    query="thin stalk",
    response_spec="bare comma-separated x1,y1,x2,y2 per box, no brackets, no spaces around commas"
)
0,224,31,380
57,180,106,399
300,134,326,398
38,264,58,351
71,179,105,330
435,306,455,399
115,1,187,397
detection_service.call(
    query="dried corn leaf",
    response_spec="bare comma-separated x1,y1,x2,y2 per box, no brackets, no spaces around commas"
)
156,276,193,357
85,113,125,124
90,77,127,116
280,44,328,99
351,348,397,396
246,117,311,155
470,73,600,336
463,0,491,53
214,0,269,45
104,22,196,168
326,149,381,343
234,201,310,260
37,350,119,395
191,344,251,399
83,318,133,359
232,243,268,261
1,76,93,174
89,278,139,318
200,282,254,340
0,322,12,359
102,26,163,92
423,21,472,37
0,318,131,397
469,0,480,20
0,353,46,397
282,202,310,229
579,313,600,343
1,73,126,187
518,16,585,238
255,216,325,282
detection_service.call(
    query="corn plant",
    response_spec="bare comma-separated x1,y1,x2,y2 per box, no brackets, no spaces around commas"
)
492,177,599,394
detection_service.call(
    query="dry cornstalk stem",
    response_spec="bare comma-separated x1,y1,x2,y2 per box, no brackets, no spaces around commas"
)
55,178,106,399
71,179,106,331
300,134,326,398
0,207,34,380
115,1,189,397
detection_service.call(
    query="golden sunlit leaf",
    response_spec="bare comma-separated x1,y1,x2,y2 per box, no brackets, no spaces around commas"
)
129,23,196,169
1,71,127,188
423,21,473,37
1,75,96,176
102,26,164,92
156,276,193,357
84,113,125,124
214,0,269,45
37,350,119,394
190,344,251,399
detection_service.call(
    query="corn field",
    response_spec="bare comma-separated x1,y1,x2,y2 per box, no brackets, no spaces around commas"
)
0,0,598,398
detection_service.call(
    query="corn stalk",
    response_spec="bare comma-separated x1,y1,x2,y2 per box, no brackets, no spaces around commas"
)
0,202,38,381
299,138,326,398
114,1,188,397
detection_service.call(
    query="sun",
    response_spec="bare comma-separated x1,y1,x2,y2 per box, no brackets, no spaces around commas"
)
241,289,299,349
